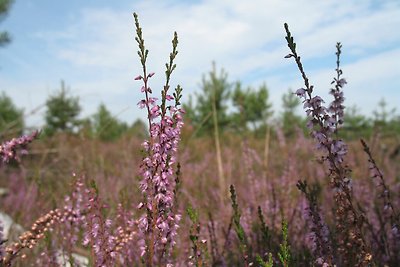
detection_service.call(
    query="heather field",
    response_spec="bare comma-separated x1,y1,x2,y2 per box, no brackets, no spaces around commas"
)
1,10,400,267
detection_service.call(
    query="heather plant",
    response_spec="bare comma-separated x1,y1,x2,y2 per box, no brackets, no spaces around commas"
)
229,185,249,266
187,204,208,266
0,13,399,267
296,180,332,265
283,22,400,266
256,253,274,267
277,220,290,267
360,139,400,265
255,207,273,267
285,23,373,265
0,130,38,164
2,208,66,266
133,12,184,266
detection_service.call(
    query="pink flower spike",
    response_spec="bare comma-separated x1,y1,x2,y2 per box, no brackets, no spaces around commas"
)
165,94,174,101
148,72,155,78
134,75,143,80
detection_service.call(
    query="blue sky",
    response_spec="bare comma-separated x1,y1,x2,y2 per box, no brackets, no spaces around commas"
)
0,0,399,127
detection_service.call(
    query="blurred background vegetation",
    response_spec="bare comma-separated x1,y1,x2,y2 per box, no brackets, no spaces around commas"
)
1,64,399,143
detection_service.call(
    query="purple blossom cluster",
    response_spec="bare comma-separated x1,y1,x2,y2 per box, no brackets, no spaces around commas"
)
0,130,39,163
61,175,137,266
0,130,39,265
293,50,347,168
297,180,333,266
82,186,117,265
61,174,86,254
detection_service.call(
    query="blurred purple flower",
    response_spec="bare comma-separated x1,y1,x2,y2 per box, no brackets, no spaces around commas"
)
0,130,39,163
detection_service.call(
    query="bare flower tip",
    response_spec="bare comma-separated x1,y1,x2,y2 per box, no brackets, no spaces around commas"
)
284,23,289,30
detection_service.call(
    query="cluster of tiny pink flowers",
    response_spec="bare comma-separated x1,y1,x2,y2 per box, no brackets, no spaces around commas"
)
294,43,347,168
136,70,183,258
295,87,347,167
82,186,118,266
0,130,39,264
60,174,87,253
0,130,39,163
304,204,332,266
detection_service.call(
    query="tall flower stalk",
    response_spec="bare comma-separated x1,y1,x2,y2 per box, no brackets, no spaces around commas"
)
133,13,184,266
0,130,38,265
284,23,372,266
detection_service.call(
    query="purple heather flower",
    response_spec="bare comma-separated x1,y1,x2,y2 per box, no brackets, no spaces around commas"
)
337,78,347,87
148,97,158,105
133,17,183,264
295,88,306,97
137,99,146,109
0,130,39,163
135,68,184,260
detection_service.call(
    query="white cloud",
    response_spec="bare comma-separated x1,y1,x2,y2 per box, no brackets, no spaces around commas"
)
4,0,400,126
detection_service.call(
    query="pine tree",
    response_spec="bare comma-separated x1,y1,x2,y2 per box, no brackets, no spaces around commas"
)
0,0,14,47
0,91,24,137
231,82,273,133
44,81,81,136
183,63,231,135
92,103,128,141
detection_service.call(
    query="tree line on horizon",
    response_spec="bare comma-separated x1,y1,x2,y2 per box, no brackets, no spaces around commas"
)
0,65,399,143
1,0,398,143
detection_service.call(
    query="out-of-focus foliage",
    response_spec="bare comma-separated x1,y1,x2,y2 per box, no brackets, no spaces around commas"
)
0,0,13,47
372,98,400,137
183,63,231,135
128,118,147,139
44,81,81,136
92,103,128,141
281,89,303,137
0,91,24,137
231,82,273,133
184,64,275,138
342,105,371,139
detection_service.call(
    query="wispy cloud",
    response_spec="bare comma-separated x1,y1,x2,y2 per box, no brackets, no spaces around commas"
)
2,0,399,126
